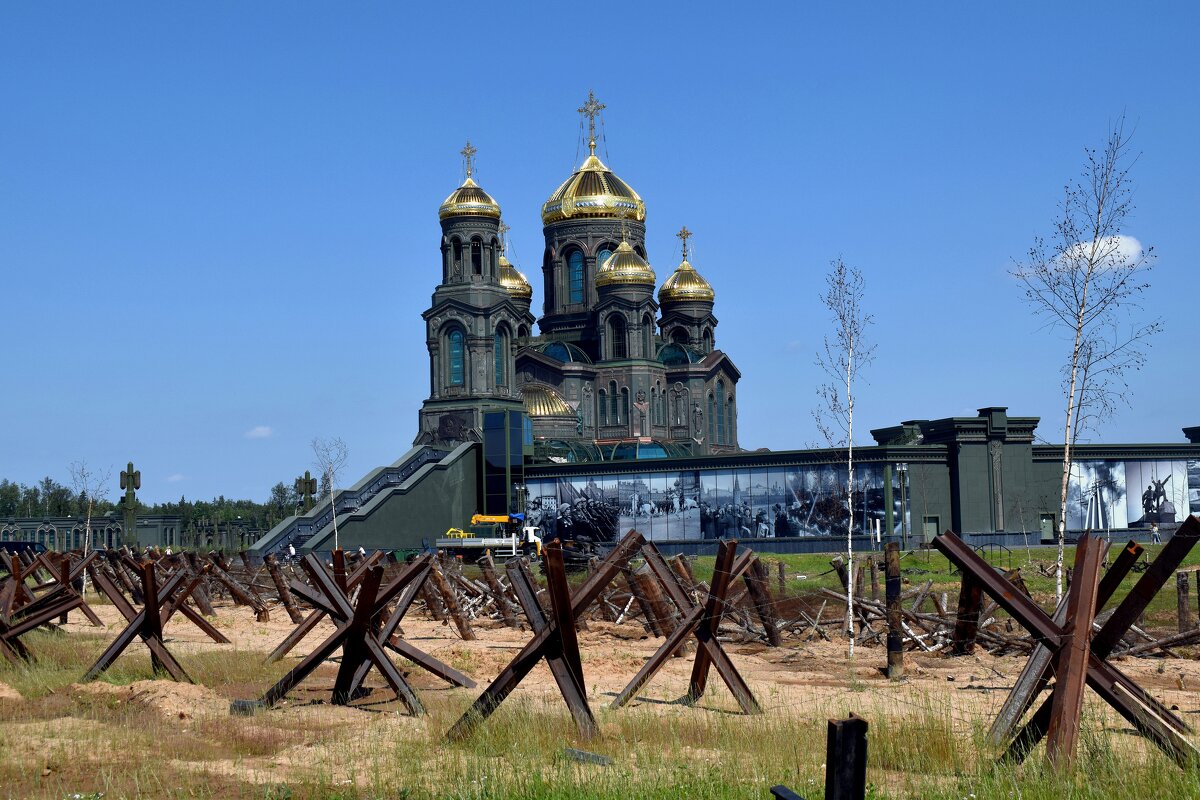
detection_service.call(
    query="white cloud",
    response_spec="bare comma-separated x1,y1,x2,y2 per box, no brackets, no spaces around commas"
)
1062,235,1144,266
166,473,186,483
244,425,274,439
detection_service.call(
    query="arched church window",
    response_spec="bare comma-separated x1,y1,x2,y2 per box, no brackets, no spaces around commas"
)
621,387,630,426
597,246,613,269
609,316,627,359
494,328,507,386
598,390,607,426
642,314,654,358
568,250,584,303
716,380,726,444
452,238,463,273
671,328,689,346
490,238,499,275
471,238,483,275
727,394,735,444
448,330,465,386
703,328,713,352
609,381,619,423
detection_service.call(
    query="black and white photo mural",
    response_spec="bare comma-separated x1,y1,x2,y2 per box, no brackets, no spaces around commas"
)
1067,461,1127,532
525,464,902,542
1067,459,1195,530
1124,460,1190,527
1190,460,1200,517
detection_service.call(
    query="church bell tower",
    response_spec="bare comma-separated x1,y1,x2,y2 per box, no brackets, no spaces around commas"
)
415,142,534,447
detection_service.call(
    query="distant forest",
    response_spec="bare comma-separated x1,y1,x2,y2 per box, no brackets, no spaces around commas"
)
0,476,310,531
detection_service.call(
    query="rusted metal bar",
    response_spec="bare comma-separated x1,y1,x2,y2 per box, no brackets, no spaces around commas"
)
264,550,385,663
1046,534,1106,769
934,529,1200,767
744,557,782,647
430,562,475,640
543,541,596,738
621,564,661,635
950,570,983,656
825,714,869,800
885,543,903,679
611,540,759,713
264,554,305,624
1178,572,1192,633
206,554,269,621
989,540,1142,745
83,562,195,683
446,530,645,741
478,553,519,628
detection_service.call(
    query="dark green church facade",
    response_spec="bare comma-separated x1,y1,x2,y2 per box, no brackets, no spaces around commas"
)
248,97,1200,558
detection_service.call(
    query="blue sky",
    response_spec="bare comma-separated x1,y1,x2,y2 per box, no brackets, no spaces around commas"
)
2,3,1197,504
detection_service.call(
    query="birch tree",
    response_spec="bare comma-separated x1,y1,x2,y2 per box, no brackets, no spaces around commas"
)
68,460,111,590
312,437,348,551
814,258,875,657
1011,118,1161,601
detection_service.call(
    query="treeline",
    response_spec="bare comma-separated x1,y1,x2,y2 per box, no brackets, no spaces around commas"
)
0,477,307,531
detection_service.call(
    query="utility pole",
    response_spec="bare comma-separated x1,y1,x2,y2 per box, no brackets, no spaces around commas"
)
119,461,141,549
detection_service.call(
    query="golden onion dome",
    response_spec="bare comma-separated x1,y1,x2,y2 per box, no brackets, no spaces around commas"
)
659,258,715,304
541,152,645,225
595,240,655,289
438,177,501,221
497,255,533,301
521,383,576,418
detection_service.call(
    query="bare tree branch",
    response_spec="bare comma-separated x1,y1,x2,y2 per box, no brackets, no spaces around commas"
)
1010,116,1162,601
812,257,875,658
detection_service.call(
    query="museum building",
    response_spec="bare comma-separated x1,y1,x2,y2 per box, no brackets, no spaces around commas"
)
246,97,1200,558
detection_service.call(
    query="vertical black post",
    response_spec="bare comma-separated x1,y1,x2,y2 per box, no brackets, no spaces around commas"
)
1177,571,1192,633
825,714,868,800
885,543,903,679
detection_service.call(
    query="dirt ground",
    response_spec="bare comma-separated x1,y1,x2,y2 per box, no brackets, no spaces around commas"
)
5,598,1200,793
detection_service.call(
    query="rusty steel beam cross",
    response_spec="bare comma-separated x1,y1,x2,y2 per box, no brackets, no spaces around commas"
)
265,549,385,663
933,522,1200,769
83,561,205,683
235,552,472,718
445,530,646,742
611,539,761,714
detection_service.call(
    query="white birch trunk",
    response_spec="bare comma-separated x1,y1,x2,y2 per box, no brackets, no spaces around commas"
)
846,338,855,658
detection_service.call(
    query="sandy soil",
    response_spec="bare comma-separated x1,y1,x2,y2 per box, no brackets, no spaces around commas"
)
35,598,1200,788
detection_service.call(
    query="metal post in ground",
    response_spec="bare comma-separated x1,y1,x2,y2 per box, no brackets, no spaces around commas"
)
884,543,903,679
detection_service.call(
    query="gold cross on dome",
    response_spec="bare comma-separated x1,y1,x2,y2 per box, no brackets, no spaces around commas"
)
577,90,606,155
460,140,477,178
676,226,693,260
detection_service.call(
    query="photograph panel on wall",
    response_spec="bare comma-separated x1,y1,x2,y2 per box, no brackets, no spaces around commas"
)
532,475,621,544
1124,460,1189,528
1067,460,1128,532
616,472,651,539
1189,460,1200,517
767,467,795,537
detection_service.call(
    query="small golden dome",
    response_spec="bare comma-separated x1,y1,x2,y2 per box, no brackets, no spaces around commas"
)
521,383,576,418
541,153,645,225
595,240,655,289
439,177,501,220
659,258,715,303
498,255,533,301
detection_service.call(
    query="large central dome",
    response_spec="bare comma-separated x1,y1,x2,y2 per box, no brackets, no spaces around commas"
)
541,150,645,225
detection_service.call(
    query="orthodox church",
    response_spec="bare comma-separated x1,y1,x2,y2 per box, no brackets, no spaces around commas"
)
414,93,742,460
